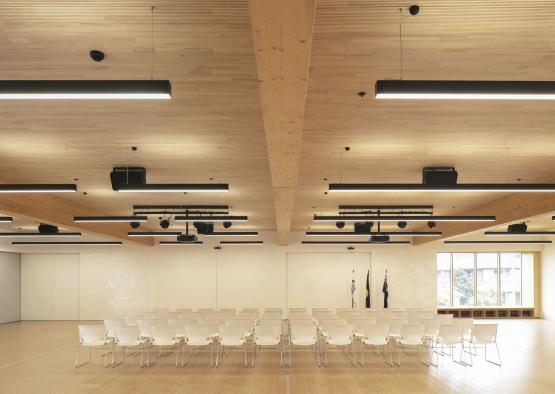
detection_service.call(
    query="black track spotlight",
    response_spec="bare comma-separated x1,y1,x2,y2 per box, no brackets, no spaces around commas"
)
427,221,436,229
130,221,141,229
397,221,407,229
336,221,346,229
160,219,170,229
223,221,232,229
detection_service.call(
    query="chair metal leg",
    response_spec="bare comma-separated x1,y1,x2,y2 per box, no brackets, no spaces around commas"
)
244,342,247,367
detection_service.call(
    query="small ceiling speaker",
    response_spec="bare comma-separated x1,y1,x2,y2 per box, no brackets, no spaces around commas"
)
427,221,436,229
223,221,232,229
38,223,59,234
508,222,527,233
160,219,170,229
336,221,346,229
90,50,105,62
397,221,407,229
130,221,141,229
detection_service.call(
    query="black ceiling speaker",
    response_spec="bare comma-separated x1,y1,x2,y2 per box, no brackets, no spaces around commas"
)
336,221,346,229
223,221,232,229
397,221,407,229
422,167,458,186
193,222,214,235
409,5,420,15
38,223,59,234
110,167,147,191
371,234,390,243
130,221,141,229
160,219,170,229
177,234,198,243
508,222,527,233
89,50,105,62
427,221,436,229
354,222,373,234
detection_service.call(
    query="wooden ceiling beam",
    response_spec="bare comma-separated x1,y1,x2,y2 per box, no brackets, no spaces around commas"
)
248,0,316,245
413,193,555,245
0,194,152,246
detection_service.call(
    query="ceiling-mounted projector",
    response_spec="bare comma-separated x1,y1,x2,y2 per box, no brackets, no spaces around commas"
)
177,234,198,243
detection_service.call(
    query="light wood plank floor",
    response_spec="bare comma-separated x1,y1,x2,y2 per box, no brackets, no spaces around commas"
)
0,320,554,393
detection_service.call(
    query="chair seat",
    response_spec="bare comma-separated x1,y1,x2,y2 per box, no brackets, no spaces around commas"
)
153,340,179,347
255,340,280,346
187,340,211,346
291,340,316,346
82,340,111,347
220,340,246,347
362,339,388,346
399,339,424,346
326,339,352,346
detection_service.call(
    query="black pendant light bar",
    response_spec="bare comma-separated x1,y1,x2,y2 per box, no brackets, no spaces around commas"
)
305,231,442,237
159,241,204,245
0,232,81,237
339,205,434,210
133,204,229,210
204,232,259,237
329,183,555,193
313,215,495,222
0,217,13,222
174,216,248,223
74,216,148,223
12,241,122,246
0,80,171,100
0,184,77,193
117,183,228,193
220,241,263,245
444,240,552,245
485,231,555,236
375,80,555,100
128,232,182,237
302,240,411,245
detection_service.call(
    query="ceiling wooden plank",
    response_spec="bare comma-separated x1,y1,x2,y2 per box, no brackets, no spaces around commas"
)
0,194,152,245
248,0,316,245
413,193,555,245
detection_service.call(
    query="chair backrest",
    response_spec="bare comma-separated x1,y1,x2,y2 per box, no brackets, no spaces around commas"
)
254,325,281,343
418,311,437,320
319,319,347,328
437,324,462,344
150,326,176,344
326,325,353,343
421,319,440,337
351,319,377,332
437,314,453,324
290,324,317,344
185,325,212,341
257,319,282,327
400,325,425,343
115,326,141,344
219,325,246,343
78,325,106,344
387,319,409,336
471,324,498,343
124,315,139,327
104,319,125,337
289,319,313,327
454,318,474,336
363,325,389,344
137,319,153,337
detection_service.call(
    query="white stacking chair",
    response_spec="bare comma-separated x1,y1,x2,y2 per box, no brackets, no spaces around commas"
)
137,319,155,341
227,319,254,338
113,326,147,367
351,319,377,339
252,325,283,367
394,325,427,367
360,325,391,366
241,308,259,316
437,314,453,325
74,325,113,368
104,319,126,340
323,325,355,366
387,319,409,340
124,315,139,327
217,325,249,367
467,323,501,366
454,318,474,343
145,326,181,367
183,325,216,367
421,319,440,347
432,324,465,368
289,324,320,367
265,307,282,313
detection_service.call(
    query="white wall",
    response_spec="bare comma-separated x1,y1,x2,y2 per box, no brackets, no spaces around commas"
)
542,244,555,320
0,252,20,323
21,254,80,320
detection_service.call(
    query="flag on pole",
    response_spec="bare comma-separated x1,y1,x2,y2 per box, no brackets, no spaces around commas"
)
365,270,371,308
351,270,356,309
382,271,389,309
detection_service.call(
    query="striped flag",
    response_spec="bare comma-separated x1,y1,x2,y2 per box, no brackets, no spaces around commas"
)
365,270,371,308
383,272,389,309
351,270,356,309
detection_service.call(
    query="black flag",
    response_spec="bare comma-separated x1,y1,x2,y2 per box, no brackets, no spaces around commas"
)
382,272,389,309
365,270,371,308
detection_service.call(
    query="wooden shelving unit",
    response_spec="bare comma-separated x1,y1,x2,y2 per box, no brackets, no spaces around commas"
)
437,307,535,319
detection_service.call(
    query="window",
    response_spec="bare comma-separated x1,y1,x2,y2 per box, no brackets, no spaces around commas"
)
436,252,534,307
452,253,475,307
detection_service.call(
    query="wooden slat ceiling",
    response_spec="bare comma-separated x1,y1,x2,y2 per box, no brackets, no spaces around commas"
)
1,1,555,242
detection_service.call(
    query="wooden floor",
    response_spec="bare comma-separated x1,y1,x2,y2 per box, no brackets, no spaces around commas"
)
0,320,554,393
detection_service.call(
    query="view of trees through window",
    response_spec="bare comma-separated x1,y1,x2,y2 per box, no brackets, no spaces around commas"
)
436,252,534,307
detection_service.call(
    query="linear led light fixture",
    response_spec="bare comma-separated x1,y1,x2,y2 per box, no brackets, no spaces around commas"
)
329,183,555,193
12,241,122,246
128,231,182,237
444,240,552,245
159,241,204,245
74,216,148,223
313,215,495,222
0,80,171,99
302,241,411,245
0,217,13,222
204,232,259,237
220,241,263,245
375,80,555,100
117,184,228,193
485,231,555,236
339,204,434,210
0,232,81,237
174,216,248,223
305,231,442,237
0,184,77,193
